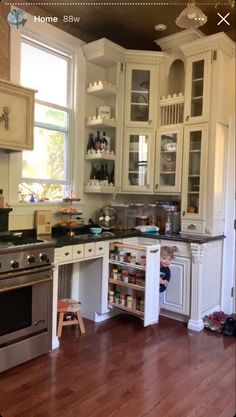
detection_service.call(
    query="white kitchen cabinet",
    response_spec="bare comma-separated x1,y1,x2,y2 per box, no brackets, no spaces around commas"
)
184,51,211,124
0,80,35,151
124,63,157,128
108,241,160,326
181,123,208,234
82,38,125,193
160,256,190,316
122,128,155,193
154,126,183,193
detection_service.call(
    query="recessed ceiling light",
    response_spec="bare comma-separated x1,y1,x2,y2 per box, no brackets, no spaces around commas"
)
154,24,167,31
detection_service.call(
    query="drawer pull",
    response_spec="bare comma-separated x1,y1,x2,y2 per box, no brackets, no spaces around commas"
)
65,252,70,256
187,224,197,230
88,249,92,252
77,251,82,254
150,249,159,254
99,247,103,251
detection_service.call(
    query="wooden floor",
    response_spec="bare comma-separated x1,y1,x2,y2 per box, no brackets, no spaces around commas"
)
0,315,235,417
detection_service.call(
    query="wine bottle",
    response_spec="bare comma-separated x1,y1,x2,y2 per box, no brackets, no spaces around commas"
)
101,131,108,152
90,164,96,180
104,164,109,181
94,131,101,151
87,133,95,152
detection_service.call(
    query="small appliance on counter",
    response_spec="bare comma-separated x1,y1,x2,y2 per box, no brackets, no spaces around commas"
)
97,206,118,230
0,207,12,233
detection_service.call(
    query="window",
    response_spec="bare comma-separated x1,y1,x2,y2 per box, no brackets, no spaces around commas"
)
19,38,72,201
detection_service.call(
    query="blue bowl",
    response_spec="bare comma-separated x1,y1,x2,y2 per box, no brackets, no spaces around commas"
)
90,227,102,234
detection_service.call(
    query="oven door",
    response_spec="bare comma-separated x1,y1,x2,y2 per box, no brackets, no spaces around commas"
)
0,266,53,347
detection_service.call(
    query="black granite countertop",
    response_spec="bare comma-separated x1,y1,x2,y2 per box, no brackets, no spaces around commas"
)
49,228,224,248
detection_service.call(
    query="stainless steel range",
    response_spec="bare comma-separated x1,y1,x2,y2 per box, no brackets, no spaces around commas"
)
0,233,55,373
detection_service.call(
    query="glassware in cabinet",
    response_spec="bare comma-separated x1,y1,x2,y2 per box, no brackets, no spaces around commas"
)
125,63,156,127
155,127,183,193
181,124,208,233
184,51,211,124
122,129,155,193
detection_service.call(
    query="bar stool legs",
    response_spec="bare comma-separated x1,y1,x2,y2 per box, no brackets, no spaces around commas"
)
57,299,85,338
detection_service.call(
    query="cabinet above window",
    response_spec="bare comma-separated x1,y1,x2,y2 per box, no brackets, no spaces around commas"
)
0,80,36,151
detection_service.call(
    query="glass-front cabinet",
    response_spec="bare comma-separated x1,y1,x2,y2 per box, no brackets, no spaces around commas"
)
122,129,155,192
155,127,183,193
184,52,211,124
181,124,208,234
124,63,156,128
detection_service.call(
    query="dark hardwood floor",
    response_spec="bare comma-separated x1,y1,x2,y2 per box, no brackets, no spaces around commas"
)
0,315,235,417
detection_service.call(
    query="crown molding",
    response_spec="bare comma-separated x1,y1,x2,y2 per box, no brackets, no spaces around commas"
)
155,29,205,51
82,38,125,67
124,50,169,64
181,32,235,58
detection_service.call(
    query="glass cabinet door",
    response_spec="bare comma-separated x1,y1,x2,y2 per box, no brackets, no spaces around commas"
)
184,52,211,123
182,124,208,219
155,128,183,193
122,129,154,192
125,64,156,127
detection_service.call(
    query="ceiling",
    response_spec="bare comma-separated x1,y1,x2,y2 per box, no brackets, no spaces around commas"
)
28,0,235,49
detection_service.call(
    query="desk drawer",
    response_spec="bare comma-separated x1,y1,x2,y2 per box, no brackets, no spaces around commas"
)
55,246,73,263
73,244,84,260
161,240,190,258
95,241,106,256
84,242,95,257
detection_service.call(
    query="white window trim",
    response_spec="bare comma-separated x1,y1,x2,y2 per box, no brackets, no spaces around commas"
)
9,10,86,204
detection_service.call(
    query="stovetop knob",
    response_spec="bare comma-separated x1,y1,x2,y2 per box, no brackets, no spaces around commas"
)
27,255,36,264
11,260,19,269
40,252,49,263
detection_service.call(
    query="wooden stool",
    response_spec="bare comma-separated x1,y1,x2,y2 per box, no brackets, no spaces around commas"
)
57,299,85,337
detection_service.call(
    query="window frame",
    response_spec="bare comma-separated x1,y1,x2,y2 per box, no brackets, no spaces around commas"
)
20,36,72,188
9,11,85,204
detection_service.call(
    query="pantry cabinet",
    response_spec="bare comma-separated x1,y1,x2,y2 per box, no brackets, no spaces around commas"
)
160,256,190,316
108,241,160,326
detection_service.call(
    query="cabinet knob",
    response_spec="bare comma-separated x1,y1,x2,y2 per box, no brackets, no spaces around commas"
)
77,251,82,254
155,184,158,189
65,252,70,256
99,247,103,250
88,249,92,252
148,120,152,125
182,210,186,216
185,115,189,121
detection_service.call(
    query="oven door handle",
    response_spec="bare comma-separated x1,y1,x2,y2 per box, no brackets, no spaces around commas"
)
0,277,53,293
0,265,53,280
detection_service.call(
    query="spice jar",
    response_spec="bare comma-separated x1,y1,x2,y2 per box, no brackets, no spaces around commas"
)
132,295,137,310
130,253,137,264
126,253,131,262
119,252,125,262
112,269,118,280
140,255,146,267
122,270,129,283
110,250,115,260
114,247,120,261
114,292,120,304
108,290,114,303
120,294,125,306
126,295,133,309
